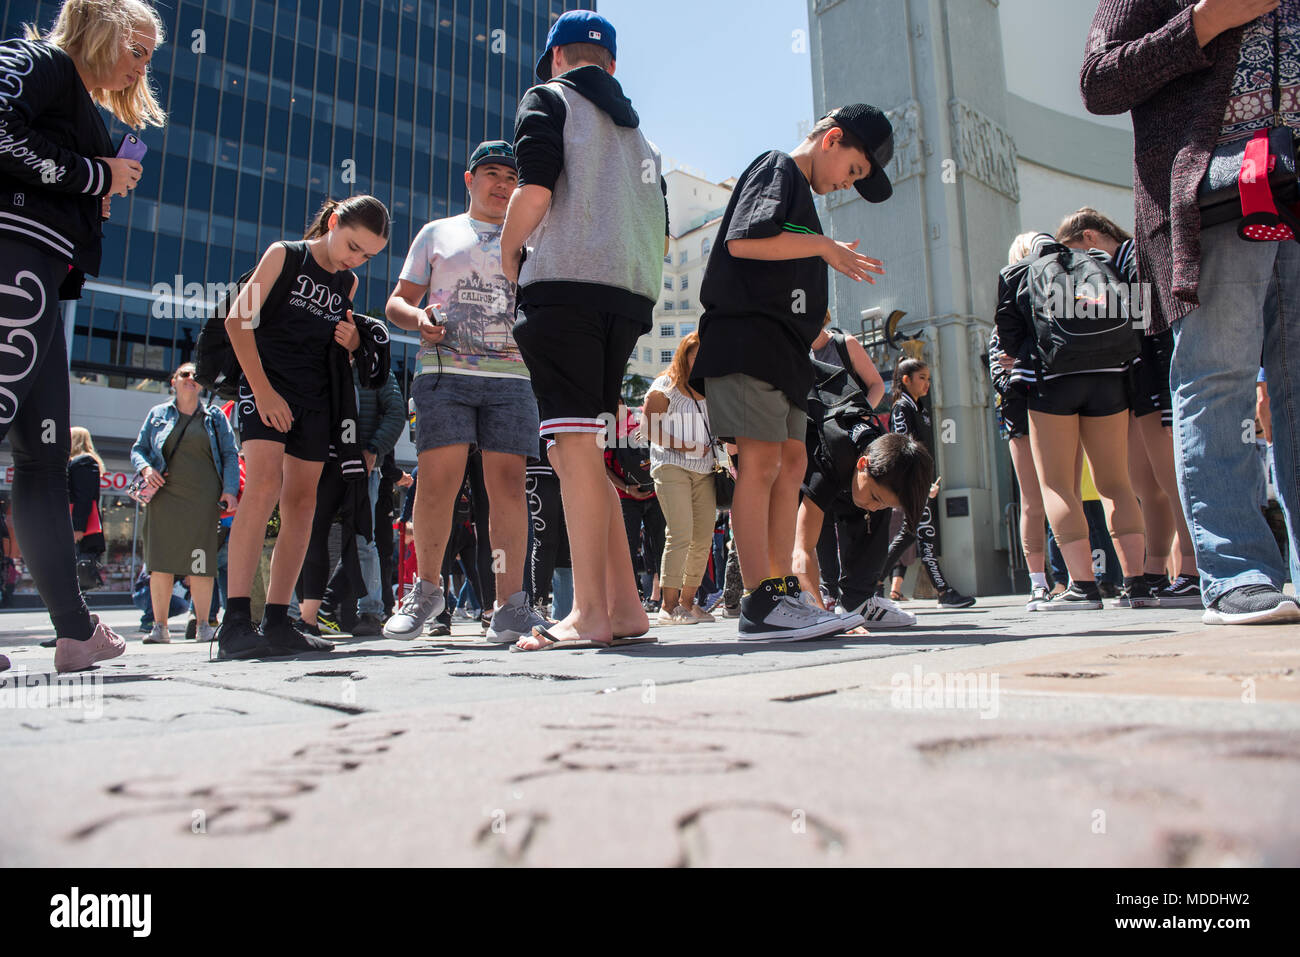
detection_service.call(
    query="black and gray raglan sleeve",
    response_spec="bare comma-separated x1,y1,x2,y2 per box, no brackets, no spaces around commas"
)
513,85,566,191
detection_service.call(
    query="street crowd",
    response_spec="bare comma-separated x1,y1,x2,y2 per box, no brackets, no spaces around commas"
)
0,0,1297,674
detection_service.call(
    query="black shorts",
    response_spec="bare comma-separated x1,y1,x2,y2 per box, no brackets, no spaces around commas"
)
235,380,332,462
1028,371,1130,418
996,389,1029,439
513,304,643,438
1131,329,1173,426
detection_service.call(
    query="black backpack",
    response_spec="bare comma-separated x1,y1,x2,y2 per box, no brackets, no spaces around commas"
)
1019,243,1139,377
194,241,308,399
807,358,883,467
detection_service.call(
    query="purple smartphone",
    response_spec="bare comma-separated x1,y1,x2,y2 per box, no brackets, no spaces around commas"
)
116,133,148,162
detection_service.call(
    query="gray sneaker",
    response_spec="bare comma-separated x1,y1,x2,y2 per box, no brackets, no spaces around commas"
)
383,579,446,639
143,623,170,644
486,590,550,644
196,620,216,643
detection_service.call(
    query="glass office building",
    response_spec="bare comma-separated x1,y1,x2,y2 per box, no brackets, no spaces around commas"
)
0,0,585,597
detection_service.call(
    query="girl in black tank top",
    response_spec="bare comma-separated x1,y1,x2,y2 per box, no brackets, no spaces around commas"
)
216,195,391,660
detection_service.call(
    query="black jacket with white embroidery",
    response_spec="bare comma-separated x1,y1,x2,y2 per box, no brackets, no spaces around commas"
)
0,38,116,297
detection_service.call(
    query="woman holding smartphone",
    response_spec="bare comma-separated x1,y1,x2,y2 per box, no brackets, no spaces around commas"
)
0,0,164,672
216,195,390,661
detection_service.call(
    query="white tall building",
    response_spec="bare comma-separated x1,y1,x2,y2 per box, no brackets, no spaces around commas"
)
808,0,1135,595
626,170,734,389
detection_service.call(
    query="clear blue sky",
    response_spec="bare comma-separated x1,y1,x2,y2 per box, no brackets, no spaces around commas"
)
596,0,815,184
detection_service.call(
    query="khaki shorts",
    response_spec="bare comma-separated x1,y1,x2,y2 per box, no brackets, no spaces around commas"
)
705,373,807,443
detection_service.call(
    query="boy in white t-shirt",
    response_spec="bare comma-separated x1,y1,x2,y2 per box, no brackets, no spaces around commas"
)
383,140,546,642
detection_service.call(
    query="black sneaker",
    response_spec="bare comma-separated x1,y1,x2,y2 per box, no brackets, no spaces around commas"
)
938,588,976,608
216,617,283,660
1097,580,1119,599
352,613,383,637
294,619,322,638
316,611,342,636
40,637,58,648
1155,575,1203,609
1033,582,1103,611
262,618,334,654
737,579,841,641
426,621,451,637
1203,584,1300,625
1118,576,1158,609
185,618,197,641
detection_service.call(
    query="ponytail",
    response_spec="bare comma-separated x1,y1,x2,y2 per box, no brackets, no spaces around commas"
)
305,194,391,241
890,357,928,408
1056,207,1131,248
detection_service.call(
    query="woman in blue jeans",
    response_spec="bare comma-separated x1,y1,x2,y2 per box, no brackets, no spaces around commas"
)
1084,0,1300,624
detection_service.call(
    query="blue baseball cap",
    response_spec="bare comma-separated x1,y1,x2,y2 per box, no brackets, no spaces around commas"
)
535,10,617,81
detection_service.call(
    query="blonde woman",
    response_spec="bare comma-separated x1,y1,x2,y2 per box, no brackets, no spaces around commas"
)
643,333,718,624
68,427,106,565
0,0,165,672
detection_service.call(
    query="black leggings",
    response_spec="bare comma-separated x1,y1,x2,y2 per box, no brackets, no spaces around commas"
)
525,473,568,602
885,502,951,593
0,240,92,640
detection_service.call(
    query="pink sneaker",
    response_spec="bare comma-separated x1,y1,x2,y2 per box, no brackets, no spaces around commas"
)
54,615,126,674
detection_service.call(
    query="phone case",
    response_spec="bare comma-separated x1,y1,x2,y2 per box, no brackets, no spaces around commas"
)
116,134,148,162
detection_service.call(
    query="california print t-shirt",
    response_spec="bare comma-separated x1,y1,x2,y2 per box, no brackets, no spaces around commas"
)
398,213,525,379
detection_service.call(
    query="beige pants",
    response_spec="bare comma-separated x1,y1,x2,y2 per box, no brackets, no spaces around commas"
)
652,463,717,591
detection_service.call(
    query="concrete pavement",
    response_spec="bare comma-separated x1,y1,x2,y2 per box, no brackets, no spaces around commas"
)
1,597,1297,866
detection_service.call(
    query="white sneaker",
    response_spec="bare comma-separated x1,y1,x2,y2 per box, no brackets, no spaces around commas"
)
779,592,850,638
798,591,864,630
842,595,916,629
384,579,446,639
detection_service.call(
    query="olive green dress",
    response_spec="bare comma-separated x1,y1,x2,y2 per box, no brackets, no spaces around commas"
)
142,410,221,576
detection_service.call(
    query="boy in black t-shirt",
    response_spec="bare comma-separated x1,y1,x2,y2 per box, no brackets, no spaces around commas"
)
691,105,896,640
794,361,932,628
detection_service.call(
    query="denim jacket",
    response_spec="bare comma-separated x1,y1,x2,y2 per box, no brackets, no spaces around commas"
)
130,400,240,497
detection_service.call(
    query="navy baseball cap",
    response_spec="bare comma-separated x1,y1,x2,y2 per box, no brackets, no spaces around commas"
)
469,140,516,173
536,10,617,81
822,104,895,202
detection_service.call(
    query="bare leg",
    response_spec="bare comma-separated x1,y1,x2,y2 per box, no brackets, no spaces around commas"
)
412,445,471,588
265,456,325,605
766,437,807,581
1137,412,1198,578
226,439,284,600
481,452,529,601
732,437,784,589
149,571,174,627
1127,413,1174,575
1080,411,1145,579
188,576,214,628
516,432,617,647
1008,435,1047,573
1029,412,1095,581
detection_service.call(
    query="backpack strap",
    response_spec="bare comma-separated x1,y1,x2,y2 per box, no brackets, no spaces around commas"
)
830,330,875,403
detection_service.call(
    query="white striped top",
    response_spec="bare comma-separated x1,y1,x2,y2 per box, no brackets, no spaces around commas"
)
647,375,715,474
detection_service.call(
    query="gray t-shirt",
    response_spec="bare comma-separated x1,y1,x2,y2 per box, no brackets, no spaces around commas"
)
398,212,526,379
